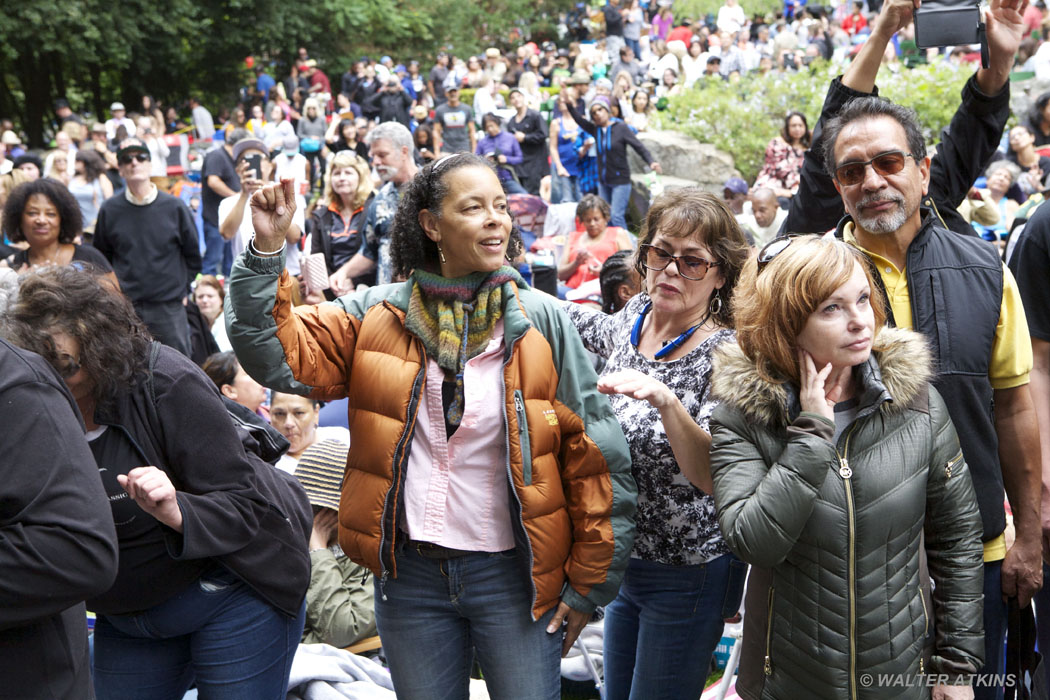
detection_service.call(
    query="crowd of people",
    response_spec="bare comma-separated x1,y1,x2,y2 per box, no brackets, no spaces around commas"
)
6,0,1050,698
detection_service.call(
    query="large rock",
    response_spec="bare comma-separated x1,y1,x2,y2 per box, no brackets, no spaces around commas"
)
1010,76,1050,127
627,173,700,229
627,130,739,192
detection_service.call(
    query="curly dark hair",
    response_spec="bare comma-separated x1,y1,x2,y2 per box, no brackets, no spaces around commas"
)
634,188,750,327
390,153,524,278
3,266,151,404
75,149,107,183
2,178,84,244
202,351,239,389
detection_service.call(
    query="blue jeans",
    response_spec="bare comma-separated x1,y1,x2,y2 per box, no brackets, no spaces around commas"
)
374,545,561,700
974,559,1007,700
550,166,581,204
604,553,747,700
92,566,305,700
201,220,224,276
598,182,633,230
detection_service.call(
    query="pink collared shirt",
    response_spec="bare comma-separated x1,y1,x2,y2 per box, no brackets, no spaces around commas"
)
402,320,516,552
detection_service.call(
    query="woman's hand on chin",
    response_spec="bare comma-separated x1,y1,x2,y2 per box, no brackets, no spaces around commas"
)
798,349,851,422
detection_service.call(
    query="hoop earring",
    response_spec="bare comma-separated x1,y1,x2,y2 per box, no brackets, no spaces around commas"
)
438,245,447,264
709,290,723,317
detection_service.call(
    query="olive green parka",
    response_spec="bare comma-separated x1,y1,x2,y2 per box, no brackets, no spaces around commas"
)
709,327,984,700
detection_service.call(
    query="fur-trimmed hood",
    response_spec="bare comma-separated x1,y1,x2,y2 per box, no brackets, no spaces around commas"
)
711,326,933,427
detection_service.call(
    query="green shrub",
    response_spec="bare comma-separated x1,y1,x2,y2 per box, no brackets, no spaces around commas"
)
655,60,975,182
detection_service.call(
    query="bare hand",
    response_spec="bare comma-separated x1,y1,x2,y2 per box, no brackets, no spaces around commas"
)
515,131,525,143
1001,537,1043,607
546,601,591,657
556,165,570,178
249,178,297,253
650,162,662,174
309,508,339,550
118,466,183,532
873,0,920,38
798,350,851,422
985,0,1028,63
598,368,676,409
329,266,353,296
932,683,974,700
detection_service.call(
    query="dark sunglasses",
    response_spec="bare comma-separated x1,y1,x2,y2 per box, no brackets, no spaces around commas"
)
833,150,917,186
118,152,150,165
639,244,720,281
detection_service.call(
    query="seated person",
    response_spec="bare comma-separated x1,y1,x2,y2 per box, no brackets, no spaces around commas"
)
558,194,634,296
295,439,377,648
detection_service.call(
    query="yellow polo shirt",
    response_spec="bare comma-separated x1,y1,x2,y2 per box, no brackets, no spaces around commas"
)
844,224,1032,562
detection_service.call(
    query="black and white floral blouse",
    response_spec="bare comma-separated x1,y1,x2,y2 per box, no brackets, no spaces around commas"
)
564,293,732,566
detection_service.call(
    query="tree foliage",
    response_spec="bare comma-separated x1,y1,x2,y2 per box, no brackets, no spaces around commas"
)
0,0,570,145
656,60,975,182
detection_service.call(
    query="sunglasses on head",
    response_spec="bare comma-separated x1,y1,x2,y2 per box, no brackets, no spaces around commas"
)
639,244,720,281
833,150,917,187
118,152,150,165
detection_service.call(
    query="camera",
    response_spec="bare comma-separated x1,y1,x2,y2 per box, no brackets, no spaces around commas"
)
914,2,988,67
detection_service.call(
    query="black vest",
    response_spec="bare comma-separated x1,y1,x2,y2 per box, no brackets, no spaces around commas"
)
839,211,1005,541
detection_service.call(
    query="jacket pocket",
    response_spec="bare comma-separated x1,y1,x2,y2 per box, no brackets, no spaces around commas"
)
764,586,775,676
514,390,533,485
944,451,963,479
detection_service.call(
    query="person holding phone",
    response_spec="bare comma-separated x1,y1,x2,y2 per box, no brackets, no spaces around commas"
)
225,157,636,700
219,138,304,267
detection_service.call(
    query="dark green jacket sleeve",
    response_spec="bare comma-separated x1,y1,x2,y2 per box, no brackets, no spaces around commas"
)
710,405,836,568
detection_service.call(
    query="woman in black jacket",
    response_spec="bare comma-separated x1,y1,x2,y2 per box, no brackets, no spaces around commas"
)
308,151,376,297
565,94,660,229
5,266,311,700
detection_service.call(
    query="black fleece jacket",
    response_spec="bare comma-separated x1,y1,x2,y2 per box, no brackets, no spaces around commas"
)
0,339,118,699
92,343,311,617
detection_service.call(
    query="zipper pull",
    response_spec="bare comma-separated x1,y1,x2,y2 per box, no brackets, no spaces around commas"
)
379,570,389,601
838,457,852,479
919,656,924,675
764,656,772,676
514,393,524,413
945,463,953,479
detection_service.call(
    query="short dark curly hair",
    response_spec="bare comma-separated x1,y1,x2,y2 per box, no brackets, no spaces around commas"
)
390,153,524,278
3,266,151,405
2,178,84,244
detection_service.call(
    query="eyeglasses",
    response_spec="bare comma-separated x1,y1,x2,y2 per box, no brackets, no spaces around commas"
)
639,244,720,281
57,352,81,379
118,152,150,166
833,150,917,186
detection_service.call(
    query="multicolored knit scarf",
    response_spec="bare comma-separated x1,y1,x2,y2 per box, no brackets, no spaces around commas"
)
405,266,525,426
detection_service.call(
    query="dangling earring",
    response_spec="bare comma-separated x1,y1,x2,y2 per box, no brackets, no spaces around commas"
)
438,245,447,264
709,290,723,317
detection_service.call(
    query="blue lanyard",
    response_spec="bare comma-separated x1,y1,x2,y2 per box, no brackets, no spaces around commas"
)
630,301,706,360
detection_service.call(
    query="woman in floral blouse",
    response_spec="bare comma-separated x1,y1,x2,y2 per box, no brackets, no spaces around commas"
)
753,111,811,200
563,189,750,700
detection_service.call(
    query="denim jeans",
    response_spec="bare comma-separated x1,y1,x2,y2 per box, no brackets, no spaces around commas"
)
92,566,305,700
201,220,224,276
974,560,1007,700
374,545,561,700
603,553,748,700
550,167,581,204
598,182,633,230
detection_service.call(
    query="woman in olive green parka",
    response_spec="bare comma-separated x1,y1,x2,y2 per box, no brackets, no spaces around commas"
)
709,236,984,700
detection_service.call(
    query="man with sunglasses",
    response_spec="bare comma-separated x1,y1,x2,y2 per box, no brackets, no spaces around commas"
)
93,138,201,358
805,3,1041,697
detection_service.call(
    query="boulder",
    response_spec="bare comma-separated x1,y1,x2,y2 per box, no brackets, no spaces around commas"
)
627,173,700,228
1010,76,1050,127
627,130,739,191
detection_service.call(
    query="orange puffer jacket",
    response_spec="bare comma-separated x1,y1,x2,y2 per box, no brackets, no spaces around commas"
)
226,256,636,619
